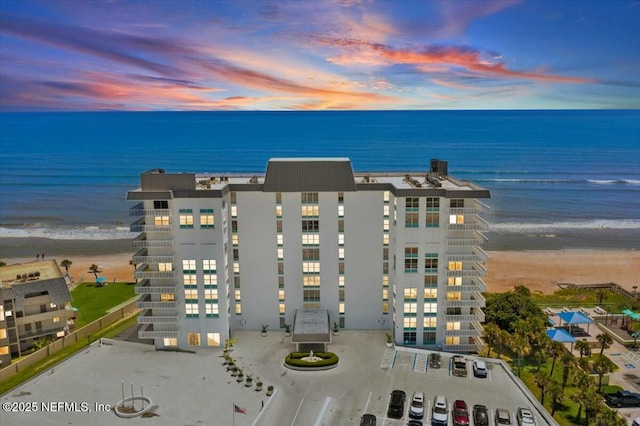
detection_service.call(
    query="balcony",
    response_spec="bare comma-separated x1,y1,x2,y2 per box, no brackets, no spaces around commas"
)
447,253,484,263
445,297,485,308
136,295,177,310
447,231,487,247
132,234,173,249
137,312,178,325
129,203,171,217
447,219,489,232
135,285,176,294
445,310,485,323
132,250,174,265
18,326,66,341
443,343,482,353
449,208,480,215
134,266,177,280
138,324,178,339
130,218,172,233
444,326,483,337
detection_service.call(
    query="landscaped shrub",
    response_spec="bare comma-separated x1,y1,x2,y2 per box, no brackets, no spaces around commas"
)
284,351,339,367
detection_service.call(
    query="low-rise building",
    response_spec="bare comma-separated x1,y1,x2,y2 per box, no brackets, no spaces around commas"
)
0,260,72,367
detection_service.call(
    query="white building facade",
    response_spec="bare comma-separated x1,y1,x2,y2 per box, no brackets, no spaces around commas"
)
127,158,490,353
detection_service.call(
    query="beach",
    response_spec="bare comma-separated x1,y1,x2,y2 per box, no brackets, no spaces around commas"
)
1,238,638,294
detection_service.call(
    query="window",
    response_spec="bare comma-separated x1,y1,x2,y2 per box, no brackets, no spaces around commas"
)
206,303,219,317
403,287,418,299
424,317,437,328
154,200,169,209
449,215,465,224
405,212,419,227
276,192,282,204
338,205,344,217
404,247,418,272
278,289,285,301
159,262,172,272
179,209,194,228
186,302,199,317
234,289,241,301
425,212,439,227
277,248,284,260
187,333,201,346
303,289,320,301
302,220,319,232
232,234,239,245
383,191,390,202
382,302,389,314
185,289,198,300
161,293,175,302
383,232,389,245
231,205,237,217
338,192,344,204
276,205,283,217
383,247,389,260
383,205,390,217
424,288,437,299
382,288,389,300
303,262,320,273
339,289,345,301
339,303,345,314
207,333,221,347
446,336,461,345
154,215,169,225
279,303,286,314
204,288,218,300
383,218,390,231
424,302,437,313
302,234,320,245
425,275,437,286
425,253,438,272
204,273,217,285
52,316,60,323
338,233,344,245
301,192,318,204
233,262,240,274
447,322,461,331
183,274,197,285
426,197,440,210
448,277,462,286
450,199,464,208
277,234,284,245
338,276,345,286
447,292,461,301
235,303,242,315
406,197,419,210
404,303,417,314
339,262,345,274
182,259,196,272
231,220,238,232
0,306,4,321
338,247,345,259
338,220,344,232
448,261,462,271
302,248,320,260
278,262,284,275
301,205,319,217
200,209,214,228
203,259,216,272
447,307,462,315
403,317,417,328
423,331,436,344
163,338,177,346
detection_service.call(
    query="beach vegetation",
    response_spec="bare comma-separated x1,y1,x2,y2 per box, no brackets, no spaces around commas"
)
0,261,6,267
529,287,640,313
71,281,136,327
484,285,548,332
88,264,101,280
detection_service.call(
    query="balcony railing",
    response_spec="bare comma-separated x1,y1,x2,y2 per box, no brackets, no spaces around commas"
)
130,219,172,233
132,235,173,249
471,277,487,292
447,284,484,293
138,324,179,339
135,285,176,294
129,203,171,217
132,250,174,264
444,327,483,337
447,254,484,263
443,343,482,353
445,297,485,308
134,269,177,280
449,208,480,215
447,221,489,232
137,314,178,325
445,310,485,323
136,300,177,310
447,231,487,246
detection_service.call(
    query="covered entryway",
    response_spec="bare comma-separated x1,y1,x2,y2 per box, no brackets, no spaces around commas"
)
291,309,331,352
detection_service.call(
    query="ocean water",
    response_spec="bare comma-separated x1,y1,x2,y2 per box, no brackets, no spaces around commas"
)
0,110,639,248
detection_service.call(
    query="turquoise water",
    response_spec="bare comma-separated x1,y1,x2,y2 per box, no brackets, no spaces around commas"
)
0,110,638,246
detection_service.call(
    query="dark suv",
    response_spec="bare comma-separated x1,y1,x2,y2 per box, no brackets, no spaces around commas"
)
387,390,406,419
360,413,377,426
605,390,640,407
429,353,442,368
473,405,489,426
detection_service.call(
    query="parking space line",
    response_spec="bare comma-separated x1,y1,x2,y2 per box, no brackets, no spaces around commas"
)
313,397,331,426
290,398,304,426
362,392,372,414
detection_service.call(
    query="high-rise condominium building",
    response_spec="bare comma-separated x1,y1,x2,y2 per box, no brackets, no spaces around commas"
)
127,158,490,353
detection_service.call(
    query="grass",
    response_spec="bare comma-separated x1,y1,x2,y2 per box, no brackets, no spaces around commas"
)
0,314,139,395
530,288,640,313
71,281,137,327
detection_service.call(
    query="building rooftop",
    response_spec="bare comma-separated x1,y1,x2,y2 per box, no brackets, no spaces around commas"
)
0,260,64,288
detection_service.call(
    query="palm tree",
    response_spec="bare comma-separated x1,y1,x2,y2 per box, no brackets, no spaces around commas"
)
594,406,626,426
594,289,608,306
483,323,501,358
548,380,564,416
583,388,602,426
596,332,613,357
60,259,72,275
561,352,575,389
511,325,531,377
575,340,590,359
571,379,597,425
548,340,566,376
533,371,551,405
593,356,612,392
631,321,640,348
89,264,100,279
495,329,511,360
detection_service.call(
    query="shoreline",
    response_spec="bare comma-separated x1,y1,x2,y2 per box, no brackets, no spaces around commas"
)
1,237,638,294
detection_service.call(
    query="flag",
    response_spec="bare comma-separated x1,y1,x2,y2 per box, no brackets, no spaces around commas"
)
234,404,247,414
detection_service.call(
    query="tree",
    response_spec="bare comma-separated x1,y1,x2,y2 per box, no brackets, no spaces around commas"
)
561,352,576,389
596,332,613,357
575,340,590,359
594,406,626,426
484,285,548,333
571,378,598,425
533,371,551,405
89,264,100,279
0,261,6,267
483,322,501,358
593,356,612,392
631,322,640,348
495,329,511,360
548,340,566,376
60,259,72,274
511,321,531,377
548,379,564,416
594,289,608,306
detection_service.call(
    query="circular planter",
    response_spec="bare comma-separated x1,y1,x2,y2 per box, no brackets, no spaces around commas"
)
114,396,153,418
283,351,339,370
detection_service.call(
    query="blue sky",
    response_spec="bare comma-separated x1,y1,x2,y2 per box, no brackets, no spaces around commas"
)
0,0,638,110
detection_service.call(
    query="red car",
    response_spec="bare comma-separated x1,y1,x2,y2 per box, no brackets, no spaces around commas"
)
453,400,470,426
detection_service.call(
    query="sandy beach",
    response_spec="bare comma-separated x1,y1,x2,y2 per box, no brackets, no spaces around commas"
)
1,238,638,293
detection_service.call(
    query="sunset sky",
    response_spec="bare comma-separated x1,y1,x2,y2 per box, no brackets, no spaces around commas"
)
1,0,638,111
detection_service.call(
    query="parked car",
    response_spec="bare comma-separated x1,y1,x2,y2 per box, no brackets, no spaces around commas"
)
516,407,536,426
633,417,640,426
473,360,488,378
409,391,425,419
387,390,406,419
452,400,470,426
431,395,448,426
452,356,467,377
360,413,376,426
495,408,512,425
429,353,441,368
605,390,640,407
473,405,489,426
407,421,423,426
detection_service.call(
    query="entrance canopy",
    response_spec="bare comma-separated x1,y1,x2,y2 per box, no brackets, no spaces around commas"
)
291,309,331,351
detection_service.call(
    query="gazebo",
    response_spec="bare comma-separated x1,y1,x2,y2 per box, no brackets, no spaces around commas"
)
557,311,593,336
547,327,577,351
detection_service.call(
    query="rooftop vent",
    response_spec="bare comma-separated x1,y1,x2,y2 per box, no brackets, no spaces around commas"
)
404,174,422,188
430,159,448,177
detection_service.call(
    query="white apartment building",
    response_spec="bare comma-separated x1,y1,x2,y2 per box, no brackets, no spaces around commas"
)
127,158,490,353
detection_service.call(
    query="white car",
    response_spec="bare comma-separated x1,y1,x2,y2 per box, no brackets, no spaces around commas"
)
432,395,448,426
409,391,425,419
516,407,536,426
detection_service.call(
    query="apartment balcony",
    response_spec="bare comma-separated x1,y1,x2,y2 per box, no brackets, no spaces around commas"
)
132,234,173,249
129,218,172,233
134,265,177,280
449,208,480,215
135,285,176,295
471,277,487,292
129,203,171,217
18,326,66,341
132,250,174,265
445,296,485,309
447,253,484,263
136,295,177,310
138,324,178,339
137,310,178,325
447,231,488,247
447,219,489,232
16,310,67,325
444,326,483,337
445,310,485,323
443,342,483,353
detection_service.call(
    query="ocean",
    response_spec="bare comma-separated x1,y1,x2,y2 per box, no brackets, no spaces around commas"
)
0,110,639,250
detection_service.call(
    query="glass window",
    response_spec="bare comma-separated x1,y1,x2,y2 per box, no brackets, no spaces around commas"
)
164,338,177,346
200,212,215,228
179,214,194,228
406,197,419,209
403,287,418,299
425,254,438,272
424,317,437,328
338,205,344,217
187,333,200,346
301,205,319,217
301,192,319,204
426,197,440,209
207,333,221,347
302,220,319,232
425,212,439,227
424,302,437,313
405,212,419,227
450,199,464,208
182,259,196,272
185,302,199,317
203,259,216,271
403,318,417,328
154,216,170,225
424,288,437,299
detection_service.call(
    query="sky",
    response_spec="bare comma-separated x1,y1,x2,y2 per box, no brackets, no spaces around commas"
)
0,0,639,111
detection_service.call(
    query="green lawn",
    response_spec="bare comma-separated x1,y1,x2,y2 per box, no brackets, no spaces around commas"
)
71,281,137,327
530,288,639,313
